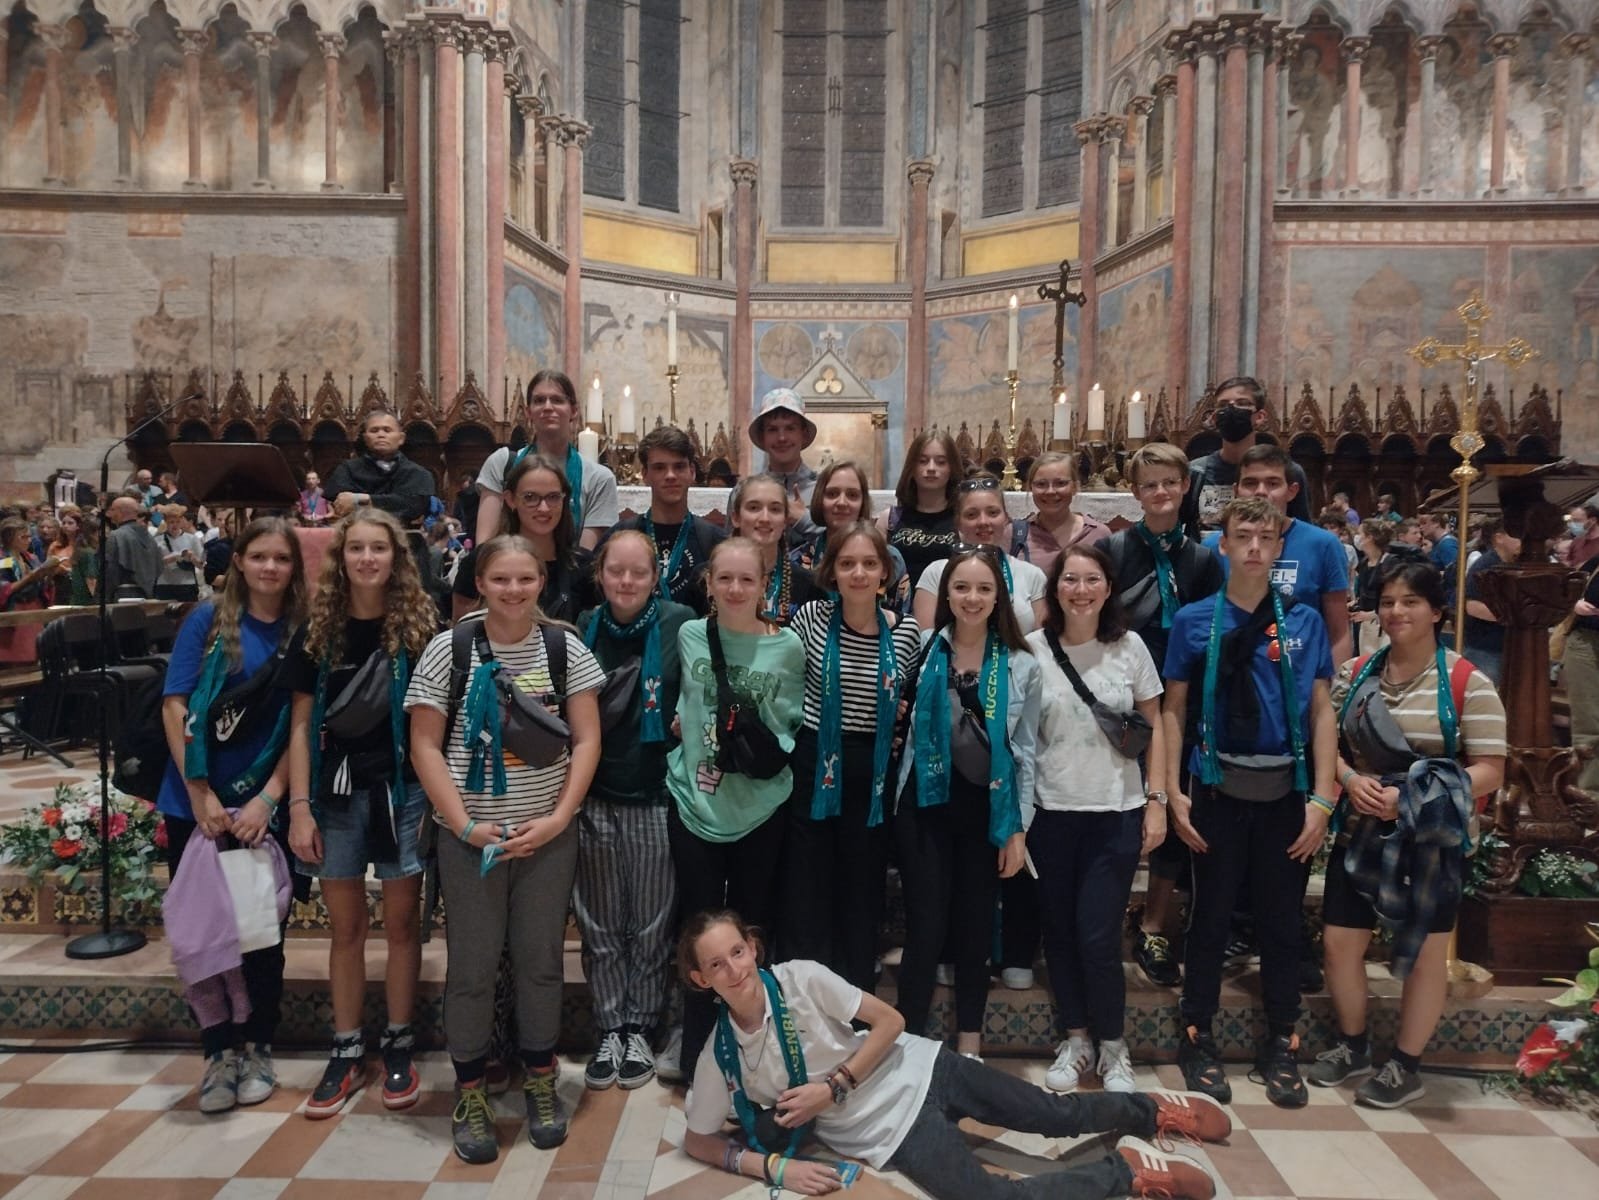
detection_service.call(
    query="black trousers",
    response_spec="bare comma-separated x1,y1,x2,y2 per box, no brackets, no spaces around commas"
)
779,729,887,996
894,773,999,1036
1180,786,1307,1036
666,803,786,1077
165,814,287,1057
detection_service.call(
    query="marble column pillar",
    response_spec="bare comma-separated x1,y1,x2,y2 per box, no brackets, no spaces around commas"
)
1243,24,1267,375
415,22,434,388
319,32,345,192
516,96,542,229
110,28,137,186
247,33,274,189
383,30,403,193
1340,36,1369,198
0,27,9,186
486,36,509,407
1215,22,1249,374
1156,76,1176,220
541,116,563,248
462,26,487,385
1101,116,1125,251
1130,97,1153,236
1563,35,1591,196
1488,34,1517,195
435,22,463,397
179,29,206,190
1275,29,1297,195
1168,37,1196,400
1189,29,1218,402
905,159,934,434
561,120,589,381
400,27,422,379
1415,36,1441,197
40,24,68,187
730,157,758,455
1075,119,1101,404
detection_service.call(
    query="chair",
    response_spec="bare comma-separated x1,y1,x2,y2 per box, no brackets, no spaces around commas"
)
105,605,171,672
33,614,161,749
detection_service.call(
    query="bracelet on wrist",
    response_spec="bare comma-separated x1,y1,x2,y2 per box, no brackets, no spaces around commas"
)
459,819,478,844
1307,793,1336,816
288,797,311,810
1339,767,1356,789
764,1152,778,1184
259,791,279,811
835,1062,859,1090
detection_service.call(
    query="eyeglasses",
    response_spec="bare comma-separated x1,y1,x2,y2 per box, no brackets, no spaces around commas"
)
1058,574,1107,590
957,477,1002,493
517,491,566,510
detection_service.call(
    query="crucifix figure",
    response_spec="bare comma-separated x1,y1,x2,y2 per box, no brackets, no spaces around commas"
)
1036,258,1089,394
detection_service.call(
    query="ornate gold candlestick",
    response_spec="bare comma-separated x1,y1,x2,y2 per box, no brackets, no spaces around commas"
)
1000,369,1022,490
665,364,679,425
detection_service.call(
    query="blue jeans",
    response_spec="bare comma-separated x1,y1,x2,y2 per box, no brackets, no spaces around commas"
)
296,782,427,881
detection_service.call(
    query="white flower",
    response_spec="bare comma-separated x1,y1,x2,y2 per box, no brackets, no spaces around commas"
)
63,825,84,842
59,802,90,826
1550,1019,1588,1047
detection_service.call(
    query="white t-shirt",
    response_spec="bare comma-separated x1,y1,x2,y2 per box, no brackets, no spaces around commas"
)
477,445,620,533
915,554,1047,635
684,959,939,1169
1027,629,1162,813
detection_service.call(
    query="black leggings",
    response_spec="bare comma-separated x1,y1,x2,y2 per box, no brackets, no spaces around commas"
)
165,814,287,1057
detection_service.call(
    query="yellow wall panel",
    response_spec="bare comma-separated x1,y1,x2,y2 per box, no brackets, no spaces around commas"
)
962,217,1080,276
582,211,699,276
767,239,899,284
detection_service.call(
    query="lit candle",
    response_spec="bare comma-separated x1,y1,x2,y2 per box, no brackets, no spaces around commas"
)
620,384,636,434
1006,294,1019,373
1128,390,1146,439
666,292,679,367
1088,382,1106,434
587,376,603,424
577,426,600,463
1052,391,1071,440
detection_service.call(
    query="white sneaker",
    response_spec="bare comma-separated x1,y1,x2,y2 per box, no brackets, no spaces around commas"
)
1098,1038,1137,1093
935,962,956,987
198,1051,239,1114
655,1025,685,1083
235,1043,277,1106
1001,967,1035,990
1045,1034,1095,1092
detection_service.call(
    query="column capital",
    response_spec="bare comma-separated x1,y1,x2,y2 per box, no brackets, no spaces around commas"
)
177,28,207,57
37,23,73,53
1562,33,1592,57
108,26,138,53
382,28,405,63
1153,73,1177,99
503,71,521,96
486,31,514,65
1487,33,1520,59
1273,26,1304,61
1215,13,1260,52
1246,17,1278,55
461,21,495,57
730,156,758,188
424,14,468,52
906,158,935,187
246,31,276,58
317,31,346,59
516,93,543,120
1074,117,1100,146
1415,34,1445,62
1163,29,1201,66
1339,36,1371,65
1129,94,1155,119
538,113,565,138
1100,115,1127,144
558,119,591,148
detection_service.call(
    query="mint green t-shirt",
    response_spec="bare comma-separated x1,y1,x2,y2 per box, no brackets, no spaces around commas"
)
667,619,805,843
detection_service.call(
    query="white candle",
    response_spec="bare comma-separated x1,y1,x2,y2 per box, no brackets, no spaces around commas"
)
577,426,600,463
666,293,679,367
587,376,603,424
1128,391,1147,439
1006,294,1019,373
620,384,636,434
1088,382,1106,434
1052,391,1071,440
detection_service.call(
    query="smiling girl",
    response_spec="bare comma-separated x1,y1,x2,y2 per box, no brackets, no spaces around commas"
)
729,473,821,624
790,461,908,605
1013,452,1109,575
886,431,962,613
913,475,1048,635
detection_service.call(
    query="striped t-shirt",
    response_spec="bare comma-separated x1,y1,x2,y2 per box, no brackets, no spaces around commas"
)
1330,650,1507,764
405,619,605,825
790,600,923,733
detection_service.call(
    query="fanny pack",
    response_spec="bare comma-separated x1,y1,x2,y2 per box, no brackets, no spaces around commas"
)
707,617,790,781
1045,636,1153,760
475,625,571,770
323,648,392,741
1216,753,1299,802
594,657,642,734
209,640,289,751
948,688,993,788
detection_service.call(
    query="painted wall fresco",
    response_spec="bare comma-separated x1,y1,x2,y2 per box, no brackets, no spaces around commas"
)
1096,264,1172,413
927,300,1073,452
1506,247,1599,454
503,264,562,389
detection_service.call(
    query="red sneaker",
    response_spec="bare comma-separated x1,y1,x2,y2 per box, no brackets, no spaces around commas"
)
1117,1136,1217,1200
1148,1088,1233,1148
305,1055,365,1120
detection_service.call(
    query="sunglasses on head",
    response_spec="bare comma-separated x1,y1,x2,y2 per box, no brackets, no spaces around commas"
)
951,541,1003,560
957,477,1002,494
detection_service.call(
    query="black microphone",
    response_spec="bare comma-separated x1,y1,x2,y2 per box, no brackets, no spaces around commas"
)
100,390,202,502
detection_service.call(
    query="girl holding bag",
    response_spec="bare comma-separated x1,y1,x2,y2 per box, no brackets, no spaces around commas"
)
285,509,439,1117
407,534,604,1163
158,516,308,1114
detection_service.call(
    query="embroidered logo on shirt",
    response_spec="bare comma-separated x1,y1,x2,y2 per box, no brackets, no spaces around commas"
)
214,706,244,743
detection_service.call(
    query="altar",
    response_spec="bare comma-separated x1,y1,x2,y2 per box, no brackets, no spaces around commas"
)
615,487,1143,526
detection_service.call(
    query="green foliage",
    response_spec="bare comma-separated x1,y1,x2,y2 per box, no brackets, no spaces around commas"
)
0,783,164,920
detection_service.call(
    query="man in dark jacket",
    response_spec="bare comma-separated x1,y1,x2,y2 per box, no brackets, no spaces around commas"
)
325,410,435,525
104,494,163,598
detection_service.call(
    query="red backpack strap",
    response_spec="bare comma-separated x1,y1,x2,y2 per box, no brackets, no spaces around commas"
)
1448,654,1474,720
1352,654,1371,677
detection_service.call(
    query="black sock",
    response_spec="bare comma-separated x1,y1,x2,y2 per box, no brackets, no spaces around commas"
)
1391,1048,1421,1074
521,1048,556,1072
453,1055,489,1086
1344,1030,1369,1056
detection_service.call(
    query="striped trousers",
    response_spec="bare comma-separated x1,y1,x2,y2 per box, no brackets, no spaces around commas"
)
573,799,678,1032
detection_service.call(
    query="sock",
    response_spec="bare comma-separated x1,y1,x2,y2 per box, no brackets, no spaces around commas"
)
454,1056,489,1086
1343,1030,1370,1056
332,1030,364,1059
1391,1048,1421,1075
383,1022,415,1051
521,1048,556,1072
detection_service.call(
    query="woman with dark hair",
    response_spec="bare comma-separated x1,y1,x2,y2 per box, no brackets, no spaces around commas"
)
0,516,65,661
893,544,1040,1060
1027,544,1166,1094
1312,561,1505,1109
790,460,909,606
1013,452,1109,576
913,475,1048,635
48,505,96,606
886,431,962,613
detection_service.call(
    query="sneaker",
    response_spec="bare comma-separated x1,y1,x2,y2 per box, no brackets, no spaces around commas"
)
1136,931,1183,987
1223,931,1257,967
1148,1089,1233,1149
1308,1038,1374,1088
381,1035,421,1110
585,1030,623,1090
1117,1135,1218,1200
235,1044,277,1107
198,1051,239,1115
1176,1026,1232,1103
618,1029,656,1089
1356,1059,1426,1109
1000,967,1035,990
523,1064,569,1149
1254,1033,1308,1109
306,1053,365,1119
451,1085,499,1164
655,1025,685,1084
935,962,956,987
1045,1034,1095,1092
1098,1038,1137,1093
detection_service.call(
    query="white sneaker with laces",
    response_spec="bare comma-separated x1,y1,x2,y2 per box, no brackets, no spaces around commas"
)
1045,1034,1095,1092
198,1051,239,1114
1000,967,1035,990
1098,1038,1137,1093
655,1025,685,1083
235,1044,277,1106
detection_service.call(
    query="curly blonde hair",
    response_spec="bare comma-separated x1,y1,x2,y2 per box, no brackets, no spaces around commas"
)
213,516,308,669
304,509,437,665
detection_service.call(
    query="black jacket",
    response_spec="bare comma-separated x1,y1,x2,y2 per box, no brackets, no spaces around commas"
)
324,452,435,525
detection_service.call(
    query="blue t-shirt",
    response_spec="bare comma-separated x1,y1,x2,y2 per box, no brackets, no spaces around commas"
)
1163,593,1334,773
1203,519,1350,610
1464,550,1504,657
156,602,292,820
1429,533,1459,574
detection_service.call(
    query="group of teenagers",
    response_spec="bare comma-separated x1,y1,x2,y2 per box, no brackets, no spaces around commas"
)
154,370,1505,1200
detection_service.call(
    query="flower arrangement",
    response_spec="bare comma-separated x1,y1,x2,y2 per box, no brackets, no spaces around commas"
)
0,783,165,919
1463,835,1599,899
1503,922,1599,1115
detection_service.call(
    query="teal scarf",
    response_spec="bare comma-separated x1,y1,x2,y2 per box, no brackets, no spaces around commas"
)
811,603,899,825
308,645,410,818
1198,588,1308,793
509,440,584,530
183,634,291,802
584,596,666,743
712,969,810,1157
912,630,1019,848
462,653,509,797
1133,521,1184,628
644,511,696,602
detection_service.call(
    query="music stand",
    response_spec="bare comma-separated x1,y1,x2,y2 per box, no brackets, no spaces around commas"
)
169,443,302,522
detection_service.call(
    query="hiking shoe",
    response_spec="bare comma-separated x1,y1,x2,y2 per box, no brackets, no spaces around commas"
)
381,1038,420,1110
198,1051,239,1114
655,1025,685,1084
585,1030,623,1091
1045,1034,1095,1092
306,1053,365,1119
451,1085,499,1164
523,1064,569,1149
1356,1059,1426,1109
1149,1089,1233,1149
1117,1135,1218,1200
1098,1038,1137,1093
618,1029,656,1089
1254,1033,1308,1109
1308,1038,1374,1088
235,1044,277,1106
1177,1026,1231,1103
1136,931,1183,987
1000,967,1035,990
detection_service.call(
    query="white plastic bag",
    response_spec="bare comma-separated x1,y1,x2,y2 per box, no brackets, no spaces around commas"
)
217,847,281,953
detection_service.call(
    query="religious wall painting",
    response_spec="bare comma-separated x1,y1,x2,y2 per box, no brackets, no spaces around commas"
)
1095,263,1171,411
1358,23,1412,198
1505,26,1564,196
196,10,259,193
1507,247,1599,456
230,252,388,374
1286,24,1344,195
926,302,1071,438
56,10,120,190
132,4,188,192
0,314,89,456
504,266,560,387
271,11,334,193
1436,19,1493,197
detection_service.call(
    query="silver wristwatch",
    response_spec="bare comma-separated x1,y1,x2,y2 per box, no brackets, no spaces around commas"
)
1146,790,1169,806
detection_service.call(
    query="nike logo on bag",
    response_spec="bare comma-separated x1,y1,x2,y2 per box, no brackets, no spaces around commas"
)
214,708,244,742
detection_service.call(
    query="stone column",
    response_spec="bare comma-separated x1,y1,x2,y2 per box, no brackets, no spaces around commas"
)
1101,116,1125,251
1156,75,1176,220
383,30,403,192
1563,35,1591,196
39,24,69,187
319,32,345,192
561,120,590,380
1340,36,1369,198
1415,36,1442,197
486,35,510,406
462,25,487,384
0,25,9,186
1215,21,1249,374
730,157,758,451
110,28,138,186
540,115,564,247
247,33,274,189
1168,35,1196,398
400,26,422,379
1488,34,1517,195
435,22,463,397
415,22,434,387
1275,29,1297,195
516,96,542,229
905,158,934,433
1130,97,1153,236
1243,23,1268,375
1189,29,1218,402
178,29,207,190
1074,119,1101,402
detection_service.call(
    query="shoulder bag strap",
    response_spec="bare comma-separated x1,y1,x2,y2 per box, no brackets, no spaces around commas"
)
706,617,737,723
1045,634,1104,711
445,621,477,749
541,624,568,715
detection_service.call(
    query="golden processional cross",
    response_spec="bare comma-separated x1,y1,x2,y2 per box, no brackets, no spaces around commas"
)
1408,291,1539,651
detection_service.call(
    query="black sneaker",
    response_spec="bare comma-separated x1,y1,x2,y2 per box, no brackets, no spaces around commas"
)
585,1030,623,1090
305,1051,364,1119
1176,1026,1232,1104
1308,1038,1374,1088
1136,932,1182,987
1356,1059,1426,1109
617,1029,656,1089
1223,932,1257,968
1254,1033,1308,1108
380,1033,420,1111
451,1085,499,1164
523,1064,569,1149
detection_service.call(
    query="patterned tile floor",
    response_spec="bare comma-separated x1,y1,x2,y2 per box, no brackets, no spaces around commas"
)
0,1045,1589,1199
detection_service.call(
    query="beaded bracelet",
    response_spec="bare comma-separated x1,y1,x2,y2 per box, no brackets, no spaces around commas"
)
459,819,478,844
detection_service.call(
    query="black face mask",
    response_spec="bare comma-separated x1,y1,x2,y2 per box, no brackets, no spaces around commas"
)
1216,404,1256,443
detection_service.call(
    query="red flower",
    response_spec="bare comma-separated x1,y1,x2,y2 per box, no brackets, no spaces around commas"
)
41,808,61,827
51,838,82,860
1516,1023,1575,1078
142,799,157,813
106,812,128,839
153,820,168,850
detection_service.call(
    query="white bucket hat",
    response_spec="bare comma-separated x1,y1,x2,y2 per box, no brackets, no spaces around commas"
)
749,387,818,450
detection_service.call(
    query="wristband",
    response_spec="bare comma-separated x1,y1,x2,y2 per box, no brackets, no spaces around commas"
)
459,819,478,844
1307,793,1335,816
259,791,279,811
774,1158,787,1187
1339,768,1356,789
288,797,312,810
835,1062,859,1090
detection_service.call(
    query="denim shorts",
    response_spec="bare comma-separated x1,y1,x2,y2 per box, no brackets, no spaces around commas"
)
297,781,428,881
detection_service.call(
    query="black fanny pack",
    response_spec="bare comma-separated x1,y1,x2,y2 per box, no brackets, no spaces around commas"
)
476,625,571,770
707,618,790,781
1046,636,1154,760
949,689,993,788
1216,753,1298,802
595,657,642,735
323,648,393,741
209,639,290,751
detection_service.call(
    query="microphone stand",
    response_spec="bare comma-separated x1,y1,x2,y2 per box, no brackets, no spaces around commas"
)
66,392,197,960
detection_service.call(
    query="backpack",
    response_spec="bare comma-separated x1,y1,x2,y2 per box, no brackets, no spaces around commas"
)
1347,651,1474,742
